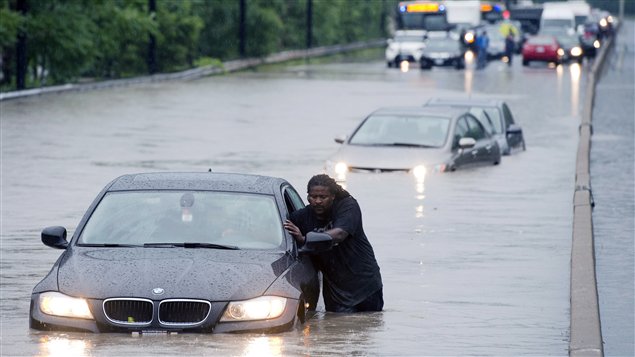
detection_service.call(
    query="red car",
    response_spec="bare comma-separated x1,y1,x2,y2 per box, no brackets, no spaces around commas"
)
522,35,563,66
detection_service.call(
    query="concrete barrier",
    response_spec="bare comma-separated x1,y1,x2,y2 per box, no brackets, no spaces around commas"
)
569,24,619,357
0,39,385,101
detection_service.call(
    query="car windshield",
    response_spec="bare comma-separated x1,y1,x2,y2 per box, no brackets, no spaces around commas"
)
528,36,556,45
349,114,450,147
78,191,284,249
425,40,460,52
395,34,424,43
540,28,577,45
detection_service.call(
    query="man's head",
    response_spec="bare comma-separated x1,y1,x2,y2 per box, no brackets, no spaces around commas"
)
306,174,350,219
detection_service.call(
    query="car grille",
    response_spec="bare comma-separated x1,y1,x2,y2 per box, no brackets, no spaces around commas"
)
102,298,211,327
159,299,211,325
103,298,153,325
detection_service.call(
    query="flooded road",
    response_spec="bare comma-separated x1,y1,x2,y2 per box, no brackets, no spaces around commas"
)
2,52,594,356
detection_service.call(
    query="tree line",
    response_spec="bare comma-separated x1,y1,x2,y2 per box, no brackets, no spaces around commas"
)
0,0,395,91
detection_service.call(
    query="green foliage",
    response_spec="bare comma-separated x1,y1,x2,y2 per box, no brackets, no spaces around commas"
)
155,0,203,71
26,1,98,84
0,5,22,49
245,2,284,57
193,56,222,68
89,4,157,78
1,0,393,90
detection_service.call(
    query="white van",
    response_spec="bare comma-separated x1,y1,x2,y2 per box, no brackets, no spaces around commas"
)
540,3,576,34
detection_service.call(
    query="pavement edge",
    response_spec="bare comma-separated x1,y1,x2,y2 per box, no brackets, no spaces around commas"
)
569,23,620,357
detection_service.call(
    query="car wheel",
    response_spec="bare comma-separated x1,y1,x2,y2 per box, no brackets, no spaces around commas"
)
387,61,393,68
522,59,529,66
521,139,527,151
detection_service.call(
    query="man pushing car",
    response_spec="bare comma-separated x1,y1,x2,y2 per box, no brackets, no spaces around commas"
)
284,174,383,313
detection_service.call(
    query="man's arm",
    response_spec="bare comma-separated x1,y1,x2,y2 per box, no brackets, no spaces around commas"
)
324,228,349,244
284,221,349,245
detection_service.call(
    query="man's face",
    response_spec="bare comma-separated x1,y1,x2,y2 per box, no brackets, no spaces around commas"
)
307,185,335,218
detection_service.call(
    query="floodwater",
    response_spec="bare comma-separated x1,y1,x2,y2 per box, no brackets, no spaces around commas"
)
1,48,601,356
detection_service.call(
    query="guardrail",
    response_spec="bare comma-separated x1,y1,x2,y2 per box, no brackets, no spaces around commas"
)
0,39,385,102
569,24,619,357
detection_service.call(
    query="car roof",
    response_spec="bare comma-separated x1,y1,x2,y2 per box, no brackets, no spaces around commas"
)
425,97,505,108
107,172,288,194
370,106,468,119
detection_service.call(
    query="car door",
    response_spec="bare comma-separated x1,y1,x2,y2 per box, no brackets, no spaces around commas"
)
501,103,523,149
281,184,319,311
451,116,475,169
465,114,498,165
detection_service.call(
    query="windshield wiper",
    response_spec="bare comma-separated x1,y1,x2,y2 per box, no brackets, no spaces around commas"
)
388,142,435,148
144,242,240,250
79,243,143,247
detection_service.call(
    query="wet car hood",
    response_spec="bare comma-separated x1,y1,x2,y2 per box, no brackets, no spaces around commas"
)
55,247,291,301
328,144,450,170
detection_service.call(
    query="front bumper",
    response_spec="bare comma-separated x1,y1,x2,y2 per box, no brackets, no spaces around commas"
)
30,293,300,334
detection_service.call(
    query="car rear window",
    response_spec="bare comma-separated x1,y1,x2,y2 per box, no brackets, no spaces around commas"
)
528,36,556,45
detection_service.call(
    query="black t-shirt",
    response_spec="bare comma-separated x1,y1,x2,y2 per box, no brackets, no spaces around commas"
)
289,195,382,307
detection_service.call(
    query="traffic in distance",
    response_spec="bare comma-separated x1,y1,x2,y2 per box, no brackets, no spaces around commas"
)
337,0,615,184
385,0,615,69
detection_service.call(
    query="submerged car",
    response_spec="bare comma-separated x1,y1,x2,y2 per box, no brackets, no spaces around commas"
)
30,172,331,334
324,107,501,182
424,97,526,155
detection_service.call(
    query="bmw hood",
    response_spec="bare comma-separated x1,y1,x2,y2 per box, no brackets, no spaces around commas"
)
55,248,291,301
327,144,450,171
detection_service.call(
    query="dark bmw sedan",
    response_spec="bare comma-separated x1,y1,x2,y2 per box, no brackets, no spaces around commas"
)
30,172,327,334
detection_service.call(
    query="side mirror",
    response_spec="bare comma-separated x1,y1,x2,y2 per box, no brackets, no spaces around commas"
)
458,137,476,149
334,135,346,144
506,124,522,135
298,231,333,254
42,226,68,249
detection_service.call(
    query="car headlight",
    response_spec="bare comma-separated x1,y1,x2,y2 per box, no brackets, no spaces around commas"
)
39,292,94,319
557,48,565,56
334,161,348,181
412,165,427,181
570,46,582,57
464,32,475,43
593,40,600,49
220,296,287,322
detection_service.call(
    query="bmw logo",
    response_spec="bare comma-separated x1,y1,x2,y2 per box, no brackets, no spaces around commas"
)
152,288,165,295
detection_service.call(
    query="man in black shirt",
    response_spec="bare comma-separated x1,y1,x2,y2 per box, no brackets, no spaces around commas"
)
284,174,383,313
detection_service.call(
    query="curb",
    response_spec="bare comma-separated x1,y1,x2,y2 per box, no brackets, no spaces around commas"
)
0,39,385,102
569,25,619,357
